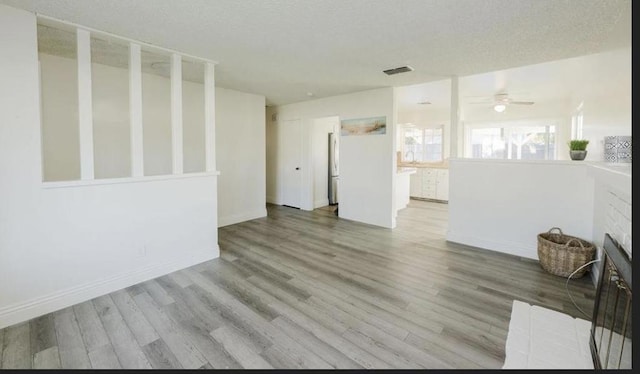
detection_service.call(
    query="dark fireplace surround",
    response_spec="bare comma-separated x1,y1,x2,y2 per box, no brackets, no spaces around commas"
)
589,233,632,369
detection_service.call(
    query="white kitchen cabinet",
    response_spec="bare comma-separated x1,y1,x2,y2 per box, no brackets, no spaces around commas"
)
409,168,423,197
409,167,448,202
435,169,449,201
421,168,437,199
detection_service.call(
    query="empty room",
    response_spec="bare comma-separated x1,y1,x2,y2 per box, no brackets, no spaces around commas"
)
0,0,632,370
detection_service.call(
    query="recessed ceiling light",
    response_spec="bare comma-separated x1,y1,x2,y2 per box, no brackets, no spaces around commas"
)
307,92,314,97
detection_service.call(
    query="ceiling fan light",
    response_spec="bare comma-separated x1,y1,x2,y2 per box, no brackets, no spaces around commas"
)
494,104,506,113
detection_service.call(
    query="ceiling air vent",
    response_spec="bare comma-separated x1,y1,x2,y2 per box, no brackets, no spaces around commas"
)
383,66,414,75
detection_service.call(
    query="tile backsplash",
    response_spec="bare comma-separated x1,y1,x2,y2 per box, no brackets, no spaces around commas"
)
604,136,631,163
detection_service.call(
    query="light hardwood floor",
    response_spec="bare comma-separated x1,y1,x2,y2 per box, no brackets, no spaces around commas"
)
0,199,595,369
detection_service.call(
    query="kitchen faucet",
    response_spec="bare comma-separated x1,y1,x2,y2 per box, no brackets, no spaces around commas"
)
405,150,415,163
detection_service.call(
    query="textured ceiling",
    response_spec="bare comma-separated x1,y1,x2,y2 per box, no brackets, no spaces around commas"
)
1,0,631,106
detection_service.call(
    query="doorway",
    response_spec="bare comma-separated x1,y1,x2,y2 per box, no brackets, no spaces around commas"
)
311,116,340,209
274,116,340,211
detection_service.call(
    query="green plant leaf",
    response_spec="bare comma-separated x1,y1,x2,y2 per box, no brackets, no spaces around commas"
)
569,139,589,150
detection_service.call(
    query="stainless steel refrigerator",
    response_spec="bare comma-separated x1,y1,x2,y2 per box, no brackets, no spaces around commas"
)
328,132,339,205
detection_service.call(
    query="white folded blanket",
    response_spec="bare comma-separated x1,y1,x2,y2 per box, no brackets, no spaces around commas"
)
502,300,593,369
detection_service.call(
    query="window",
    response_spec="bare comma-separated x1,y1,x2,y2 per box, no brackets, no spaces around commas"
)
467,124,556,160
571,103,584,140
402,126,443,163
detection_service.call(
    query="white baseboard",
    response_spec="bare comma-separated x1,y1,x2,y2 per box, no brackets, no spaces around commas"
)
446,231,538,260
314,198,329,209
0,247,218,330
218,209,267,227
266,195,279,205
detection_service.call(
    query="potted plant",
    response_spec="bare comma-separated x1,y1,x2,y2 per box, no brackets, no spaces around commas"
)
569,139,589,160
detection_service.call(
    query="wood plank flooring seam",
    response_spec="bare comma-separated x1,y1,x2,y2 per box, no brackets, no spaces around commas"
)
0,200,595,369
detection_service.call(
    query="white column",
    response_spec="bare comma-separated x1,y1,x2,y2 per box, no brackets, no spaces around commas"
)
170,53,183,174
204,62,216,172
77,29,94,180
129,43,144,177
449,75,460,158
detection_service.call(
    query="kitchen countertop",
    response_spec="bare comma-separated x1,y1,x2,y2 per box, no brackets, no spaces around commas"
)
397,167,417,174
397,162,449,169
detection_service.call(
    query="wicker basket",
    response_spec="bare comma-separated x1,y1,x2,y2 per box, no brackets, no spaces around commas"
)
537,227,595,278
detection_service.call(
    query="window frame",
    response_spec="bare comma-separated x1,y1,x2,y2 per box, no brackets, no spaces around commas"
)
463,120,558,160
571,102,584,140
400,124,444,163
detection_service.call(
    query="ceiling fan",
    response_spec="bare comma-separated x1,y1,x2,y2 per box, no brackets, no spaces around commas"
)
469,92,534,112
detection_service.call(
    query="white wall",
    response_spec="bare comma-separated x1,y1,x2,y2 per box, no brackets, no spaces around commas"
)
91,56,131,179
216,87,267,227
446,48,632,279
182,77,206,173
38,50,267,230
398,106,451,126
447,159,631,286
0,5,218,329
311,116,339,208
142,69,173,176
446,159,594,260
40,53,81,181
268,88,396,229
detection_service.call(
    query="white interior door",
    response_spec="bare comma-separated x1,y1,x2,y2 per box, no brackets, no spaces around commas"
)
280,120,303,208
